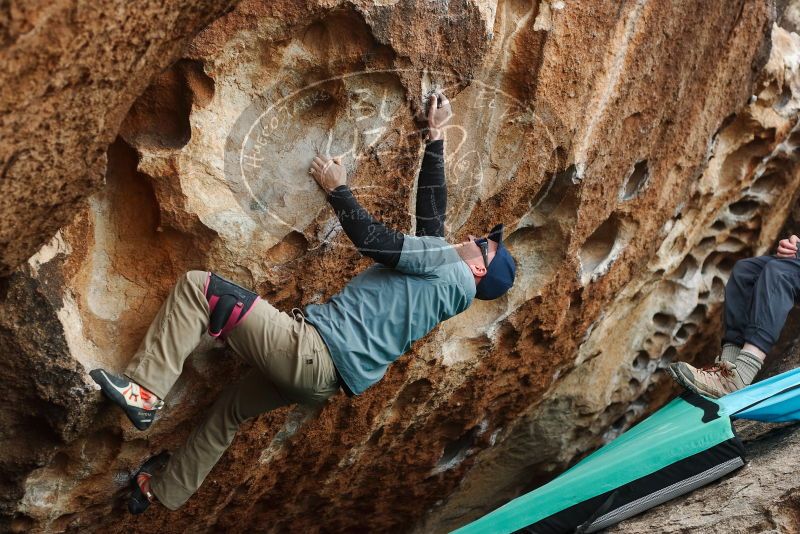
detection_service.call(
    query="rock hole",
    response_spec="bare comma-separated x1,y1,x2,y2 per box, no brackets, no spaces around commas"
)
698,236,716,249
702,251,733,276
620,160,649,200
632,350,650,369
49,451,70,474
711,219,726,231
52,513,76,531
609,413,628,434
628,377,641,395
506,225,566,295
179,59,215,108
718,132,772,188
579,214,632,284
366,426,384,447
530,164,579,219
778,84,793,108
710,276,726,300
659,346,678,367
643,332,670,355
729,227,755,244
688,304,707,322
120,60,195,150
652,332,670,344
652,312,677,332
265,231,309,264
9,514,35,533
750,171,784,195
434,426,479,473
671,255,698,281
674,324,696,344
728,198,760,218
716,255,737,275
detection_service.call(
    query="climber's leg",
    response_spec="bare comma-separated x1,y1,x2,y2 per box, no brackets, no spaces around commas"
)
90,270,210,430
225,303,340,405
148,369,287,510
146,303,339,510
668,255,771,398
124,270,210,398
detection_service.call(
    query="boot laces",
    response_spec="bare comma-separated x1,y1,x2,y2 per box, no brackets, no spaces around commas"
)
699,360,736,380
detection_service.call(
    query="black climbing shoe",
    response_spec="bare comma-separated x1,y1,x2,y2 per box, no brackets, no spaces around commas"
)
90,369,163,431
129,451,171,515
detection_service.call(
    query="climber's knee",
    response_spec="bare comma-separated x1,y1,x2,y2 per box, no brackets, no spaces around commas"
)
185,270,207,289
204,272,260,339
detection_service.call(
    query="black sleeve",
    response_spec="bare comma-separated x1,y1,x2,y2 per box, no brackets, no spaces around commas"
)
327,185,404,267
415,139,447,237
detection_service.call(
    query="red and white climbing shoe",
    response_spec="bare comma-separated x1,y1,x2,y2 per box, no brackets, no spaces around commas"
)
90,369,163,430
129,451,170,515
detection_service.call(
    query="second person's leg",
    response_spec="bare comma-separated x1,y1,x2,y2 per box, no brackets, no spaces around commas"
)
670,255,774,398
743,258,800,356
721,256,775,352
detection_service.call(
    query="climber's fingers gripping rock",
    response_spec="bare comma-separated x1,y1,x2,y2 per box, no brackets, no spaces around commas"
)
310,155,346,194
427,90,453,141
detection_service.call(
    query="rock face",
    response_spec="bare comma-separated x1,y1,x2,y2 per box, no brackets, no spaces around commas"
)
3,1,800,533
0,0,239,276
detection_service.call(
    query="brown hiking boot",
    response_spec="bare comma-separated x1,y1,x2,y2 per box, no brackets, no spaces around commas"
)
667,360,746,399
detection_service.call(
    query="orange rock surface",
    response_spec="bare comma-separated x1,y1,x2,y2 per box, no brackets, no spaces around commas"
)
4,1,800,533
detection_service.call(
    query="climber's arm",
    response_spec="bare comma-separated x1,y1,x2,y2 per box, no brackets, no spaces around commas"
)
415,139,446,237
327,185,404,267
310,156,404,267
415,91,451,238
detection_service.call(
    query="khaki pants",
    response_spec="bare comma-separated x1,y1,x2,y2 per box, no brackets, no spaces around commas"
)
124,271,339,510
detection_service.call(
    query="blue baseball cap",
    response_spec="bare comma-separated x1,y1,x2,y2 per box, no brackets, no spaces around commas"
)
475,224,516,300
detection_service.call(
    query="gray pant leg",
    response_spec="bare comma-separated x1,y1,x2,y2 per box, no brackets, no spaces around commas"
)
744,258,800,353
723,256,774,347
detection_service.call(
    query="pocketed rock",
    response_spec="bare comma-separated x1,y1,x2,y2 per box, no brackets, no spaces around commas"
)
2,1,800,533
0,0,240,277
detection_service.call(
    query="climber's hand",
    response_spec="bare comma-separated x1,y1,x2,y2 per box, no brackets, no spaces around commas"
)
776,234,800,258
310,155,346,194
427,90,452,142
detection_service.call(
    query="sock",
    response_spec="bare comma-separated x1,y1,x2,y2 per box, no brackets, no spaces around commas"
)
735,350,763,385
720,343,741,364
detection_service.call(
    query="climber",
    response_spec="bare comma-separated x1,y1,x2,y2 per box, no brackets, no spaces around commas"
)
89,89,516,515
668,235,800,398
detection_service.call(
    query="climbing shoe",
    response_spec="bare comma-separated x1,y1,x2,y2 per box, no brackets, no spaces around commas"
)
129,451,170,515
90,369,163,431
667,360,746,399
